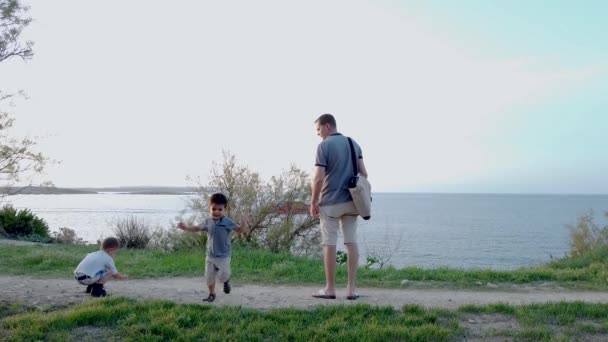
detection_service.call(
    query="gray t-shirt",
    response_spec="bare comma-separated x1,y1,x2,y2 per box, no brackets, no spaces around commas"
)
315,132,363,206
199,216,237,257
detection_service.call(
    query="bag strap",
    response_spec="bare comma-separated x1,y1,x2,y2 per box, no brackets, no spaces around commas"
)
347,137,358,177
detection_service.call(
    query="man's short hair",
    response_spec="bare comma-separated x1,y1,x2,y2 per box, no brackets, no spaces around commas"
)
315,113,337,128
209,192,229,206
102,237,120,250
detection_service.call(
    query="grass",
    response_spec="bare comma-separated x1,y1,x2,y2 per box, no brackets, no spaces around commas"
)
0,299,460,341
459,301,608,341
2,300,608,341
1,243,608,289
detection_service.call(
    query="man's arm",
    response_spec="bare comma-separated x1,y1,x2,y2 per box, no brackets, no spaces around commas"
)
310,166,325,217
234,215,251,234
358,158,368,178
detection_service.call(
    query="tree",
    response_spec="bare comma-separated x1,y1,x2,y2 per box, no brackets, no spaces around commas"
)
1,0,33,62
0,0,48,194
188,151,320,254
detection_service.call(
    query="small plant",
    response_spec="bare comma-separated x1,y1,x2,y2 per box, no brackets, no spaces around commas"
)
0,205,50,239
567,210,608,257
52,227,85,245
110,215,152,249
148,225,207,251
337,250,347,265
363,224,404,269
366,255,380,268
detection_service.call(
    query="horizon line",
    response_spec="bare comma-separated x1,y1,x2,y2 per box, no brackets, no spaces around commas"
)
11,184,608,196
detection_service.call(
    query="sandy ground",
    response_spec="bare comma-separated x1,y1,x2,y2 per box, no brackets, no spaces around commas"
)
2,275,608,311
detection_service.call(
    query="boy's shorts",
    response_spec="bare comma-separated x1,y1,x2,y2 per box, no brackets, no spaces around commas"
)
74,270,106,285
320,201,358,246
205,255,231,285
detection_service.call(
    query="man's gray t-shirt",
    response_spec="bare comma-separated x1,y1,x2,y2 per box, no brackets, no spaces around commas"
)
199,216,237,257
315,132,363,206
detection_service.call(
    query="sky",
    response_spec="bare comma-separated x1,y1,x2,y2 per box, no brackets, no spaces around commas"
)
2,0,607,193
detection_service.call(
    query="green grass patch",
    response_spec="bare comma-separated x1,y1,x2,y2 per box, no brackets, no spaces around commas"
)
0,299,460,341
1,244,608,289
459,302,608,325
459,302,608,340
3,300,608,341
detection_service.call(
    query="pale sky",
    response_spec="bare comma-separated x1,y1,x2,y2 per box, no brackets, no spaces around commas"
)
2,0,607,193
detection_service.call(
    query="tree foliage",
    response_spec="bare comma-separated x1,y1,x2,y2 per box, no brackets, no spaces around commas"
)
0,0,48,192
0,0,33,63
188,151,320,254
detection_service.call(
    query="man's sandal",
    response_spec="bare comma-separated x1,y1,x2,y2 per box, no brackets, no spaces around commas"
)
312,289,336,299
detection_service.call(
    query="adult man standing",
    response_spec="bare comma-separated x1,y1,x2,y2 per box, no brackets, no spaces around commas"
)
310,113,368,300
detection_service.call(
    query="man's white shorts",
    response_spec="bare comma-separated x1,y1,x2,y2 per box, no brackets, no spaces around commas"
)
320,201,358,245
205,255,231,285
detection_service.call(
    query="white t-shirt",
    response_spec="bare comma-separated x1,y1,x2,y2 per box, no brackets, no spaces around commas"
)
74,250,118,277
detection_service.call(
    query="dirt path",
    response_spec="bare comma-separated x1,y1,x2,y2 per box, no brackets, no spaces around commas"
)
2,275,608,310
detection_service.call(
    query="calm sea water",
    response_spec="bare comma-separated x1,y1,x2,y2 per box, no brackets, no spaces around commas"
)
6,193,608,270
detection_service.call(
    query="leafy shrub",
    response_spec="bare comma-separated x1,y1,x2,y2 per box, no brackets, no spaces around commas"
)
189,151,319,254
568,210,608,257
0,205,50,238
148,225,207,251
110,216,152,249
337,250,347,265
52,227,85,245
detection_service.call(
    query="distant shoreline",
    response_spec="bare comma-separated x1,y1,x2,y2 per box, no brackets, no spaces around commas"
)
3,186,608,196
1,186,195,195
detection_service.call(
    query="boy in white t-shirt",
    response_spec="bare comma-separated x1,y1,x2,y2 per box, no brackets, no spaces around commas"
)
74,236,128,297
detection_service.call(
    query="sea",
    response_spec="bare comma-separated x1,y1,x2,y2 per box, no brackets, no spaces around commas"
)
5,193,608,270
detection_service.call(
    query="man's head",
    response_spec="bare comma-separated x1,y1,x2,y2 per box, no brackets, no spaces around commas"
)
315,113,337,140
101,236,120,255
208,192,228,220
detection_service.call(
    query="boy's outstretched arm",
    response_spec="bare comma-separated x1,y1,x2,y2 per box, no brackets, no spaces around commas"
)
177,222,201,232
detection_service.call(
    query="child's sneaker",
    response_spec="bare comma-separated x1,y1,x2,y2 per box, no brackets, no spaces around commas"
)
203,293,216,302
91,284,107,298
223,279,231,294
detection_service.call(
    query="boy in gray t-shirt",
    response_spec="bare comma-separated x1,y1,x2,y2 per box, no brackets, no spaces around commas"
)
177,193,249,303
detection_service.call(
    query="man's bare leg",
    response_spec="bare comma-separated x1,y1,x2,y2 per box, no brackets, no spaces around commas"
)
345,243,359,297
323,244,337,295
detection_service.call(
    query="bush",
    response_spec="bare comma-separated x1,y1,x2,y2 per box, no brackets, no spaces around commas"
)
148,225,207,251
0,205,50,239
568,210,608,257
189,151,320,254
110,216,152,249
51,227,85,245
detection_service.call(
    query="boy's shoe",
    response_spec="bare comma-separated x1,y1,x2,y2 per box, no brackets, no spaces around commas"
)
223,279,231,294
85,284,93,293
91,284,107,298
203,293,216,303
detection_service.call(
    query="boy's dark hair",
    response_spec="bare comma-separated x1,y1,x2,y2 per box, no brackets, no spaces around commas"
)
101,237,120,250
314,113,337,128
209,193,228,206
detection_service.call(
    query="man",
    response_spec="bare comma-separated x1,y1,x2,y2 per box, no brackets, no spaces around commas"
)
310,113,368,300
